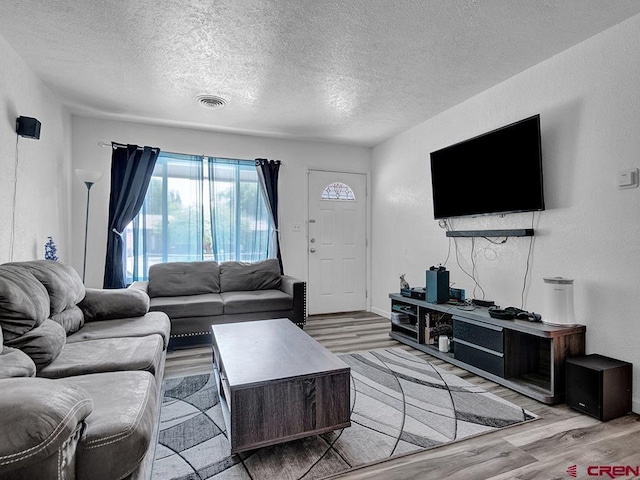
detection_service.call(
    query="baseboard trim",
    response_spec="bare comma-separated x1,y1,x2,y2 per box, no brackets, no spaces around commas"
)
371,306,390,319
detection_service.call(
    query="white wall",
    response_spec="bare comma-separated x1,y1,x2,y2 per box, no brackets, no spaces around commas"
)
371,13,640,412
70,117,371,288
0,34,71,264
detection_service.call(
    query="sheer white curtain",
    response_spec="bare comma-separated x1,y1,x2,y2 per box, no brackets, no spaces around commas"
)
126,153,271,283
208,158,271,262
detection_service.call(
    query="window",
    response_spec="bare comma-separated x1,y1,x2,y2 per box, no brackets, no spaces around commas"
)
125,152,272,283
320,182,356,201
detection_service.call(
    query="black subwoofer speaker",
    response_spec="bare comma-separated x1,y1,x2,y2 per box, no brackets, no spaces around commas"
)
565,354,632,421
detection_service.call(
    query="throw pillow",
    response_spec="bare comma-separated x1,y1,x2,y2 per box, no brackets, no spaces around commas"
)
148,261,220,297
0,346,37,378
50,306,85,334
5,319,66,371
0,264,49,341
79,288,150,322
15,260,85,315
219,259,281,292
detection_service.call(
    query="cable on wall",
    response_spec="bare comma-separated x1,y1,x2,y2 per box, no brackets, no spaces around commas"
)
11,116,42,261
9,135,20,261
468,237,487,299
520,211,537,309
450,230,485,299
440,218,452,267
441,217,485,299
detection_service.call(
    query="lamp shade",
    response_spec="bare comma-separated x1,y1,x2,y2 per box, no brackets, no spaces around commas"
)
75,169,103,184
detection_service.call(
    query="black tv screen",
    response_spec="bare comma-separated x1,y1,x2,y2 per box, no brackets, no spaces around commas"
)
429,115,545,219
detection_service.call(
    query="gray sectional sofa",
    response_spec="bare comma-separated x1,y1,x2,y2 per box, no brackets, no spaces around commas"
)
0,260,170,480
130,258,306,348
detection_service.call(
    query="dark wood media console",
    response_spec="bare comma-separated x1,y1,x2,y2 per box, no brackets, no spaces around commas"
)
389,293,586,404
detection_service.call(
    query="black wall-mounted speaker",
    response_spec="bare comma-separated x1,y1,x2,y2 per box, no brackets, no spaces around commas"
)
565,354,632,421
16,116,41,139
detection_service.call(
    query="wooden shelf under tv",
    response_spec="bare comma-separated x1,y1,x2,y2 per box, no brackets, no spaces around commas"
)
389,293,585,404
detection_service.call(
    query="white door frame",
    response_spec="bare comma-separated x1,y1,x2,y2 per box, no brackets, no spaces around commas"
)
305,167,371,315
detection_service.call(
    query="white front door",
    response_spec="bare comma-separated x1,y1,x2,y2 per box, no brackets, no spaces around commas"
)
307,170,367,315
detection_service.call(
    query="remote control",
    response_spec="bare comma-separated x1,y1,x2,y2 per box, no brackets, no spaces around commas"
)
472,299,495,307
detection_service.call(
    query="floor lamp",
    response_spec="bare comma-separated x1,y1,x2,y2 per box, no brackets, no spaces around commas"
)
76,169,103,283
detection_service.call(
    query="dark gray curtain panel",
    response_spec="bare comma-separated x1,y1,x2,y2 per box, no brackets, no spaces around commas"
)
255,158,283,274
103,143,160,288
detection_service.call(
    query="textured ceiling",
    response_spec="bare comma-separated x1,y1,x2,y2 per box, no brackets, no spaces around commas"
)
2,1,640,146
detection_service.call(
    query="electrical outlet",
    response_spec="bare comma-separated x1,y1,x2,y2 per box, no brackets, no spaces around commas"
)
292,224,302,232
617,168,639,189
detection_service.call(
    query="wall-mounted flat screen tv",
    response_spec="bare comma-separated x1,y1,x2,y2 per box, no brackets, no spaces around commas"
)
430,114,545,219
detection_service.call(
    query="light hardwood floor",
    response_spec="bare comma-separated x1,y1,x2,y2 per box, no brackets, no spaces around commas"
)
164,312,640,480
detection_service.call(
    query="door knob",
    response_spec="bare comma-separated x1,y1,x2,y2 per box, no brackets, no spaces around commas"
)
310,238,316,243
310,248,316,253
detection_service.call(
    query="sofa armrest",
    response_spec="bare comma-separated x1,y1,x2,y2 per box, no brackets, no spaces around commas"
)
0,378,93,478
280,275,306,326
78,288,150,322
129,280,149,294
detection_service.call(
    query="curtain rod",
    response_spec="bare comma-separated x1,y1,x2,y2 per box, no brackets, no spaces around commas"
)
97,141,280,164
97,141,199,158
97,140,152,151
97,141,193,157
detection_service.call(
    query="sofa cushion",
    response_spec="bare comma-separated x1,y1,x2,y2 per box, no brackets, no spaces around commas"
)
66,312,171,350
79,287,149,322
50,305,85,334
219,258,281,292
0,345,37,378
56,371,157,480
148,261,220,297
220,290,293,315
38,335,164,379
150,293,224,318
0,378,93,475
4,319,66,371
13,260,85,315
0,264,49,341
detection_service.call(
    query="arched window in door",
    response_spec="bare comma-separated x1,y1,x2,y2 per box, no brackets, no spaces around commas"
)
321,182,356,201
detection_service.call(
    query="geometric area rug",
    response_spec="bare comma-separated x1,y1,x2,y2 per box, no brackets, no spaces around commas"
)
152,347,538,480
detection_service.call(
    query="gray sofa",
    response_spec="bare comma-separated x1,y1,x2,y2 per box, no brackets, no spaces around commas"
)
130,259,306,348
0,260,171,480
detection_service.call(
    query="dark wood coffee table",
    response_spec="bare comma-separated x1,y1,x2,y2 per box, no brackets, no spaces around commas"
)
211,318,351,454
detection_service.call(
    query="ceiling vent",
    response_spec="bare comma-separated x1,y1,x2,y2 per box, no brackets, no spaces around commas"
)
196,95,227,109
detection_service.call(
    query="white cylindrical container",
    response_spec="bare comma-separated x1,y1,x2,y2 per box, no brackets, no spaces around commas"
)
542,277,576,326
438,336,450,353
